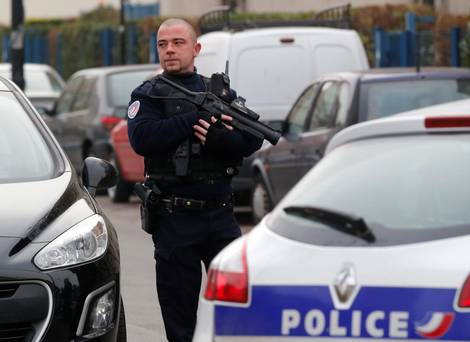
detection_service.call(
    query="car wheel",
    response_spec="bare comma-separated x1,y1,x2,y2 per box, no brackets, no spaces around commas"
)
116,297,127,342
251,175,272,224
107,154,133,203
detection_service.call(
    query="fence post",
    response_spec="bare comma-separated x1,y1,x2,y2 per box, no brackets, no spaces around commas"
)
101,28,114,66
374,27,388,67
56,33,63,75
24,30,32,63
2,35,10,62
451,27,461,67
149,31,157,63
127,25,137,64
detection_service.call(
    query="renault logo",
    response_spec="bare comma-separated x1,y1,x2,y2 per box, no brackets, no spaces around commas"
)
334,264,356,303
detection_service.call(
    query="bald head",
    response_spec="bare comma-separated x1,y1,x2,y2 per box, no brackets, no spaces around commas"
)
158,18,197,43
156,18,202,74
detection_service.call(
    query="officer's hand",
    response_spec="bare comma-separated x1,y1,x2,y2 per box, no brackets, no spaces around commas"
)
193,115,233,146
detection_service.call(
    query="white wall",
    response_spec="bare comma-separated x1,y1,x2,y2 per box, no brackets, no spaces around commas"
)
159,0,220,17
435,0,470,14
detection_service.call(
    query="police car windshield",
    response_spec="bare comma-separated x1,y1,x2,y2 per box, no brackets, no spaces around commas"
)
0,92,55,183
360,79,470,120
270,134,470,245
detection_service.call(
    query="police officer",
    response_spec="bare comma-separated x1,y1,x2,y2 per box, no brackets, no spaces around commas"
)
127,18,262,342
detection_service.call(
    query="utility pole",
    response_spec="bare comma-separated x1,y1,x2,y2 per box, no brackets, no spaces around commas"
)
11,0,25,90
119,0,126,65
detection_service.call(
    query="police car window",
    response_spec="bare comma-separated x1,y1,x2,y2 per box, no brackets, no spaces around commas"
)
309,81,340,130
270,135,470,245
0,92,55,182
72,77,97,111
56,76,84,114
285,83,319,135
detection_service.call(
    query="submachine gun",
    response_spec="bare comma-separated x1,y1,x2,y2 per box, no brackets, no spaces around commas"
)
149,72,281,146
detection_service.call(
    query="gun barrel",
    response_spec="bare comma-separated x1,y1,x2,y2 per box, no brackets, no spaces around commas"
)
216,102,281,145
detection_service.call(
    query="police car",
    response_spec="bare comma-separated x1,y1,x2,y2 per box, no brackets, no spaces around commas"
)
193,98,470,341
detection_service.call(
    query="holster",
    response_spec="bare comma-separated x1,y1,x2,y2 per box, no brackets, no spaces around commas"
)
140,203,159,235
134,183,161,235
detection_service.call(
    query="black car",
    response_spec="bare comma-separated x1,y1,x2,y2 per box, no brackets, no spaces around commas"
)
0,76,125,341
43,64,159,173
251,67,470,222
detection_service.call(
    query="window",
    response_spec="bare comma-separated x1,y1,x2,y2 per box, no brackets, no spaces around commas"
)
359,78,470,120
275,135,470,233
0,92,55,182
285,83,319,135
72,77,97,111
107,69,156,111
309,81,341,130
55,76,84,114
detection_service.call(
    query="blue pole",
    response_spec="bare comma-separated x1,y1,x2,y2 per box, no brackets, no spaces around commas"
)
374,27,390,67
451,27,461,67
149,31,157,63
405,12,416,33
56,33,63,76
2,35,10,62
127,25,137,64
101,29,114,66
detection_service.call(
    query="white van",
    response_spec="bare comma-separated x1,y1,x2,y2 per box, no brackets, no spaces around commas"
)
195,27,369,122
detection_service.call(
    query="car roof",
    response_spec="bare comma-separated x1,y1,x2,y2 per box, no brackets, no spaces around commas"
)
200,26,358,39
71,64,160,77
326,98,470,154
0,63,58,71
323,67,470,83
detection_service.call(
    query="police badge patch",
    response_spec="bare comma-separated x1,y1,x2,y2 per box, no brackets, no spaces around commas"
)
128,100,140,119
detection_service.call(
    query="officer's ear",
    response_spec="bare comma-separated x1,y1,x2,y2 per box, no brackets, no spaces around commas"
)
193,42,201,57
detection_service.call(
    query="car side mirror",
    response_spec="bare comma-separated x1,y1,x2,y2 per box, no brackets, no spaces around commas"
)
82,157,118,197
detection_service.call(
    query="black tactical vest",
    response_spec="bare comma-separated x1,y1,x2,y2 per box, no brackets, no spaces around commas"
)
143,75,239,184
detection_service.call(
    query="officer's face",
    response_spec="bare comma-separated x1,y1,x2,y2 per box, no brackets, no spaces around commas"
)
157,24,201,74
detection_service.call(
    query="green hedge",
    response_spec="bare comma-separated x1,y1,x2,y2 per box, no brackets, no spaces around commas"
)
2,4,470,79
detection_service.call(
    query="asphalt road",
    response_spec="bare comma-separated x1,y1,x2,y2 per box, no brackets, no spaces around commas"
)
96,195,253,342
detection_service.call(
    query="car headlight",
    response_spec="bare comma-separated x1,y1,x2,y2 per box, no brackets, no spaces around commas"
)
34,214,108,270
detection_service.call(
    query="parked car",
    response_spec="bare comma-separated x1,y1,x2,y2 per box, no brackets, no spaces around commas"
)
108,120,144,202
0,76,125,341
0,63,65,112
250,67,470,222
194,98,470,341
43,64,159,174
196,24,369,207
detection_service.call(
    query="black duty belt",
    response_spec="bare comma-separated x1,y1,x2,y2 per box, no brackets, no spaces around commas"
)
160,194,233,210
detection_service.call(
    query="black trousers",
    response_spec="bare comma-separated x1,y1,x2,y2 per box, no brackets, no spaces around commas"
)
152,205,241,342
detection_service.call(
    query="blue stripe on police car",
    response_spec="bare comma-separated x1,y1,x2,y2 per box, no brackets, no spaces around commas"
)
214,285,470,339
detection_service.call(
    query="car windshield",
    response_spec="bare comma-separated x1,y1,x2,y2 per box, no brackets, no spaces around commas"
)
107,69,157,115
0,69,63,93
0,92,56,182
360,79,470,120
270,134,470,241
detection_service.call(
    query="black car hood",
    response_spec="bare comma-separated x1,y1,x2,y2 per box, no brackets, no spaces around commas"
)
0,172,94,240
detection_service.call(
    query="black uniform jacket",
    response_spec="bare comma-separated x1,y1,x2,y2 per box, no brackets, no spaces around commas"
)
127,70,262,197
